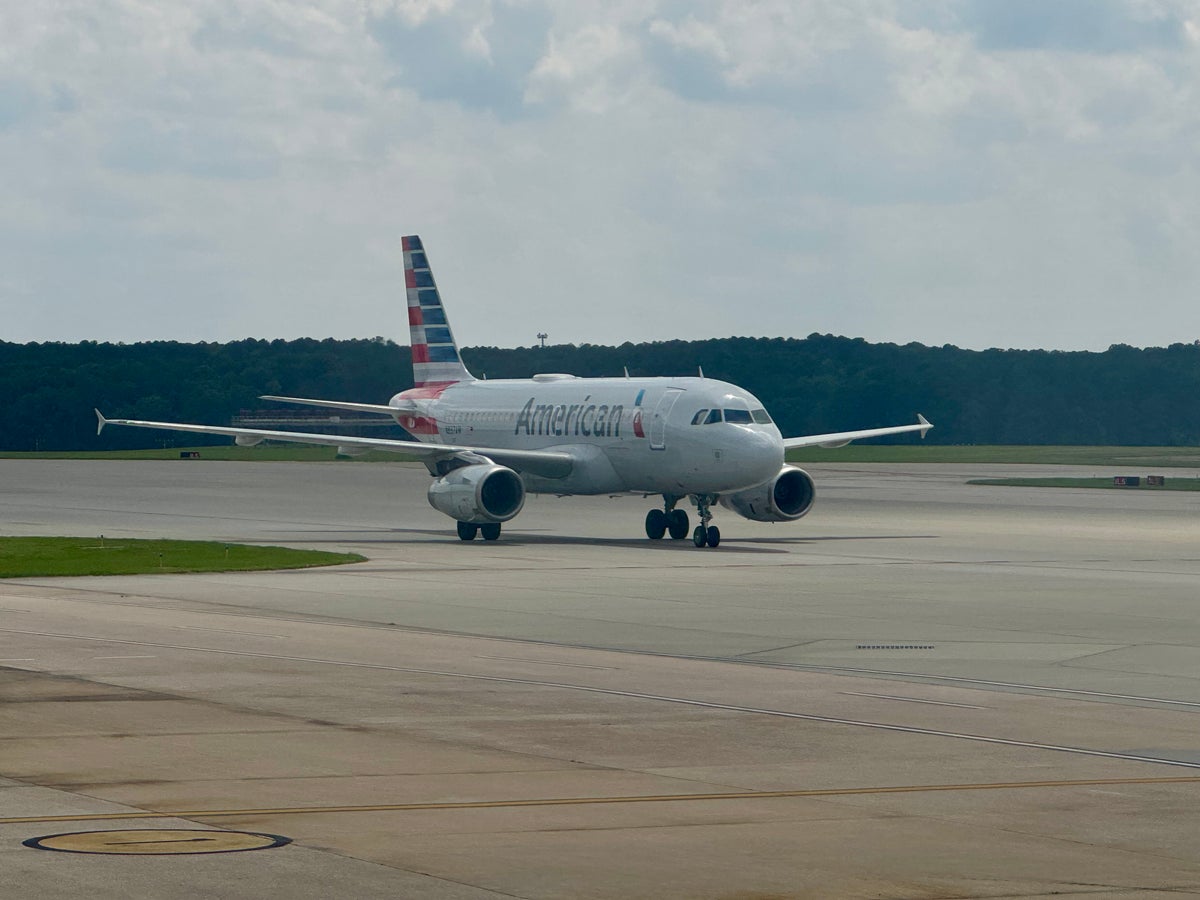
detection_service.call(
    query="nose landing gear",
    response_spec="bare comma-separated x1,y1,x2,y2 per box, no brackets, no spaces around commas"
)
690,494,720,548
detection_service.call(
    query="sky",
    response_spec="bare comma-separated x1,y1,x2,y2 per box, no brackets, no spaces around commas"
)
3,0,1199,352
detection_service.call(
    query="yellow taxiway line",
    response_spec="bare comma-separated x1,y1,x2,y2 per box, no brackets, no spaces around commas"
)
5,775,1200,826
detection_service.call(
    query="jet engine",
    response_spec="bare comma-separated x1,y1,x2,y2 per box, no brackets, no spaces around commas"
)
427,463,526,524
719,466,815,522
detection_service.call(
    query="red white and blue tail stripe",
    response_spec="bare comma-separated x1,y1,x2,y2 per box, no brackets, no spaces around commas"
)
402,235,474,388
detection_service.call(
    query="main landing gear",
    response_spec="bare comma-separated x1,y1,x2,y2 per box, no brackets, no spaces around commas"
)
645,496,689,541
644,494,720,548
457,521,501,541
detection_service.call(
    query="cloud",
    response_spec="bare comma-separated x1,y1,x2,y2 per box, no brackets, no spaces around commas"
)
0,79,42,130
955,0,1187,54
368,0,553,117
2,0,1200,353
643,3,900,112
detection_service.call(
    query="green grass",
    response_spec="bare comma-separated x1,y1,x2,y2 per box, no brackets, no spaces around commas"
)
0,537,366,578
968,477,1200,491
786,445,1200,466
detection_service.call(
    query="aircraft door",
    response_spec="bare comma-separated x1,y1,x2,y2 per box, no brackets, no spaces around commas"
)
649,389,683,450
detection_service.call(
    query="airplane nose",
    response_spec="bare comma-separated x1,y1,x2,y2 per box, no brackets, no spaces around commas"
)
740,429,784,482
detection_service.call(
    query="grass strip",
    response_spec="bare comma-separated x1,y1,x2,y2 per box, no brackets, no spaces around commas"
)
967,477,1200,491
0,537,365,578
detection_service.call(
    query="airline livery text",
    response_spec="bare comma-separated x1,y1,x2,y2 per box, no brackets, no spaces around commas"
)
515,397,625,438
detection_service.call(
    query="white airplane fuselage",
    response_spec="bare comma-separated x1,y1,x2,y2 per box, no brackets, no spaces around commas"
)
390,375,784,496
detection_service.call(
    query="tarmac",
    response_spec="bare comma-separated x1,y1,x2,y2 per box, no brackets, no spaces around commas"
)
3,457,1200,898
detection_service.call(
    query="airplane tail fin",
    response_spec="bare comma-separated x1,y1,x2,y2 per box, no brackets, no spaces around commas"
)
402,235,475,388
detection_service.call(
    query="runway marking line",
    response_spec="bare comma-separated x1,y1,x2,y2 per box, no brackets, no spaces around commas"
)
4,776,1200,826
840,691,988,710
476,655,616,670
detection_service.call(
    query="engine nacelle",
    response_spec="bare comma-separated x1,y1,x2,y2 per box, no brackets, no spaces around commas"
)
719,466,816,522
427,464,526,525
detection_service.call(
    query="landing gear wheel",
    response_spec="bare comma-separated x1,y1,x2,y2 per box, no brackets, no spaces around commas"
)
480,522,502,541
645,508,667,540
688,493,720,548
667,509,690,540
456,521,478,541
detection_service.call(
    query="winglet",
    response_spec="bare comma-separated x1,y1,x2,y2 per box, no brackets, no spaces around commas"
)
917,413,932,438
95,409,107,436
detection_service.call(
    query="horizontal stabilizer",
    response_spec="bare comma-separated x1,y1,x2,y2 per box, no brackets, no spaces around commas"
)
260,395,413,416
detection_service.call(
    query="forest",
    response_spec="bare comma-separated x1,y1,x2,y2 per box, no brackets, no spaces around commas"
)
3,335,1199,451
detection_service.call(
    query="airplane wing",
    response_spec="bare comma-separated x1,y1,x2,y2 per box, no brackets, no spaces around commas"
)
782,414,932,450
94,411,574,479
259,394,412,416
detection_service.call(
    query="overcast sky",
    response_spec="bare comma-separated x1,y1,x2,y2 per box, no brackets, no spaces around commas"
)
3,1,1199,352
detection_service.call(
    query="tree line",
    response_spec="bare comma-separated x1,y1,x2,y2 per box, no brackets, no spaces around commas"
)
2,335,1199,451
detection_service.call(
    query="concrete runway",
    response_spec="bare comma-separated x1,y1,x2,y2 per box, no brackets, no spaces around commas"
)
3,458,1200,898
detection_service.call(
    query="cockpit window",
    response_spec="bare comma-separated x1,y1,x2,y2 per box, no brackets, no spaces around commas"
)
751,408,773,424
691,409,709,425
704,408,723,425
723,408,753,424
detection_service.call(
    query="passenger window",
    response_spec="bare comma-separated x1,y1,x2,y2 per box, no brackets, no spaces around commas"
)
751,408,773,424
691,409,709,426
704,409,722,425
724,408,753,424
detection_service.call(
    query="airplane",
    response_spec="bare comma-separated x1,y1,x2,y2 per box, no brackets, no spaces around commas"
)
96,235,932,548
